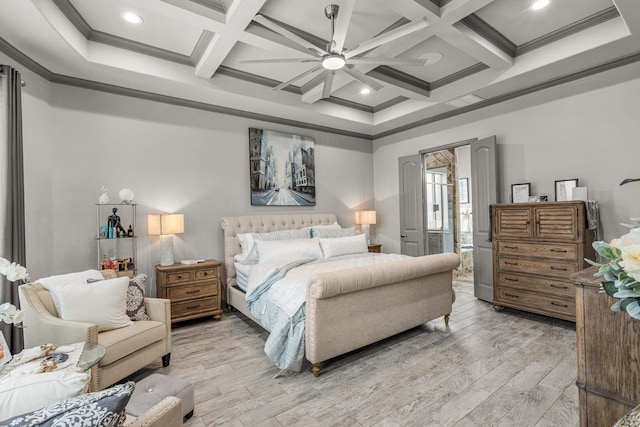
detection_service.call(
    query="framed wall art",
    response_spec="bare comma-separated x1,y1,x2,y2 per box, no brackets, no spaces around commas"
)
249,128,316,206
555,178,578,201
511,183,531,203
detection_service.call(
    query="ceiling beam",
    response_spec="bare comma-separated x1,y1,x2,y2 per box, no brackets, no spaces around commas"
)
194,0,267,79
612,0,640,35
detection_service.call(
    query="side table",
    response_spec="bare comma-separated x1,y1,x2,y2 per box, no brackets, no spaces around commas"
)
368,243,382,253
156,259,223,323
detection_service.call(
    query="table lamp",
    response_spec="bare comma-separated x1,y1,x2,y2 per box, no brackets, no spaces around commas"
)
355,210,376,244
148,214,184,266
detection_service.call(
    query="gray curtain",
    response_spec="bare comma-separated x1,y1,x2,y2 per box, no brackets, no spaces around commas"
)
0,64,26,353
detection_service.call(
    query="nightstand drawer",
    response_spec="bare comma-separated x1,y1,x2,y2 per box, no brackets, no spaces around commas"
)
168,283,217,300
166,271,193,284
195,268,218,280
171,297,218,318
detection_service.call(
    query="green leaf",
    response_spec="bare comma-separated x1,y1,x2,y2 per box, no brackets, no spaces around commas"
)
602,281,618,296
626,301,640,317
611,301,623,311
592,241,619,260
613,289,640,298
620,298,636,312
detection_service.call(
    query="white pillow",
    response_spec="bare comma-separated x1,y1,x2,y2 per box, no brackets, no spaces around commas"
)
234,262,255,292
53,277,132,331
0,370,90,420
311,227,357,238
36,270,105,315
301,221,341,230
256,238,323,263
235,229,311,264
320,233,369,258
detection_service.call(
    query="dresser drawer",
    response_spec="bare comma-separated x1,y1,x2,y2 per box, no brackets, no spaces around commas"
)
498,256,579,278
168,283,217,300
495,288,575,318
497,272,573,298
497,241,577,261
166,271,193,285
171,297,218,318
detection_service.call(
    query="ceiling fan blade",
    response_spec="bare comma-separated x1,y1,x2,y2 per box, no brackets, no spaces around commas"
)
345,18,428,59
331,0,355,54
272,64,324,91
239,58,320,64
348,58,427,66
321,71,335,99
254,15,328,58
341,66,383,91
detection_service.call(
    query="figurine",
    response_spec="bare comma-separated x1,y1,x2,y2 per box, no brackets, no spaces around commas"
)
108,207,127,237
119,188,134,204
98,186,109,204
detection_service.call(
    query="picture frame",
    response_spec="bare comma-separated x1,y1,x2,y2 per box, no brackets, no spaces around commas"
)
555,178,578,201
248,128,316,206
511,183,531,203
458,178,469,204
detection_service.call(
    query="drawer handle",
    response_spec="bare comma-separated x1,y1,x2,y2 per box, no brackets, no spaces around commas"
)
505,277,519,282
550,266,568,271
186,305,200,310
203,272,208,276
186,290,201,294
551,302,569,308
504,245,518,250
505,262,518,266
176,275,184,279
550,249,568,253
550,284,568,290
505,293,519,298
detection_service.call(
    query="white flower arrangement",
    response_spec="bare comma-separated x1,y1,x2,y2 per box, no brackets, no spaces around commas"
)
588,223,640,320
0,257,30,326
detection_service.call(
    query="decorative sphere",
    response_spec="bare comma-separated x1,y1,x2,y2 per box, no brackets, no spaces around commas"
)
119,188,134,204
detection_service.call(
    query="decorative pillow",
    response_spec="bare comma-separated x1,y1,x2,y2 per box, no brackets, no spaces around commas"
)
235,228,311,264
301,221,341,230
37,270,105,315
0,371,91,421
256,238,323,263
320,233,369,258
1,381,135,426
234,262,255,292
311,227,357,238
53,277,132,331
127,274,150,321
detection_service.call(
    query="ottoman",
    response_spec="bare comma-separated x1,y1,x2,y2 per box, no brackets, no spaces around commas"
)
127,373,194,420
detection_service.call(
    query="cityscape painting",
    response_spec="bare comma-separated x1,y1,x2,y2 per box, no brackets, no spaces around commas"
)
249,128,316,206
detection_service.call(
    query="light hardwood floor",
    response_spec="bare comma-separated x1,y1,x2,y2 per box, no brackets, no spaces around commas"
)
142,276,579,426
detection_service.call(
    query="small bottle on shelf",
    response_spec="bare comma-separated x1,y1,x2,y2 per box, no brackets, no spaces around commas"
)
128,225,134,237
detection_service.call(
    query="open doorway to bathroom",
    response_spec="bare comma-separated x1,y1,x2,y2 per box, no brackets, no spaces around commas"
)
422,145,473,279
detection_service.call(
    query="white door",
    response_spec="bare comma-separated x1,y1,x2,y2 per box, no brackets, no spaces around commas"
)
470,136,498,302
398,154,424,256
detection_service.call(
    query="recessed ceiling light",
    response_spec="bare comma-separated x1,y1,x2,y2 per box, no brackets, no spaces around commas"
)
122,11,143,24
531,0,550,10
360,88,371,95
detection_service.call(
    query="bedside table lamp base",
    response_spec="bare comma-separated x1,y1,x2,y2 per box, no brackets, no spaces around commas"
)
159,235,175,266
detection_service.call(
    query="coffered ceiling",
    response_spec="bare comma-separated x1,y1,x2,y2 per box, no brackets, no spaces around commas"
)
1,0,639,139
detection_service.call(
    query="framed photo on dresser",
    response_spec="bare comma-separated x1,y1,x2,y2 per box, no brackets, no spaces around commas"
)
555,178,578,201
511,183,531,203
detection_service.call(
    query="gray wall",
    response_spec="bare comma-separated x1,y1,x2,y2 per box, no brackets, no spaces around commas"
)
373,72,640,254
19,73,374,295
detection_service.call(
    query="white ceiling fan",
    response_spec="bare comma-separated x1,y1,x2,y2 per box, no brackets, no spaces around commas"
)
240,2,437,99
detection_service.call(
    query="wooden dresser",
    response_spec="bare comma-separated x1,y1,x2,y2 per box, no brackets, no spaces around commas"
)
156,259,223,323
491,201,595,321
572,267,640,426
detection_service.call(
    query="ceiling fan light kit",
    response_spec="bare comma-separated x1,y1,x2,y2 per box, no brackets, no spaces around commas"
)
242,3,434,100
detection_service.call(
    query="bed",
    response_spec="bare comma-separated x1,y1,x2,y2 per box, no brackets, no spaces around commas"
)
220,213,460,377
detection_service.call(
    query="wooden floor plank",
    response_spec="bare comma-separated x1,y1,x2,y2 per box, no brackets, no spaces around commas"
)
132,276,579,426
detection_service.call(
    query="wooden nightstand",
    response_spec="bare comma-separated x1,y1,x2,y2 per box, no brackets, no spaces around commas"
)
368,243,382,253
156,259,222,323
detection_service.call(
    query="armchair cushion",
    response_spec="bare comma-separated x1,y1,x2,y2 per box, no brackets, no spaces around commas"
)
99,320,166,366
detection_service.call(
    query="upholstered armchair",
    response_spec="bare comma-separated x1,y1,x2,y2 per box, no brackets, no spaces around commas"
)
18,270,171,392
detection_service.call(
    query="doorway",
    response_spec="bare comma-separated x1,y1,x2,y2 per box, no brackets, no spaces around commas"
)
423,147,473,277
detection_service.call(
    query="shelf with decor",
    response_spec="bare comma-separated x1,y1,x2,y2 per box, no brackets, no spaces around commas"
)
96,203,137,278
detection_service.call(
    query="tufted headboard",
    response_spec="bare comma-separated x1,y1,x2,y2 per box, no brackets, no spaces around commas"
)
219,213,337,288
